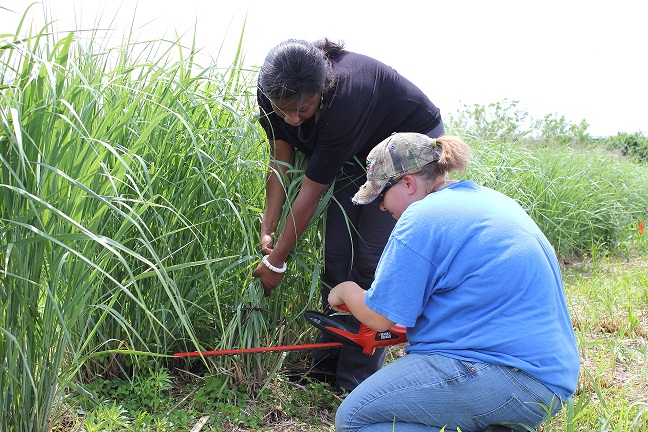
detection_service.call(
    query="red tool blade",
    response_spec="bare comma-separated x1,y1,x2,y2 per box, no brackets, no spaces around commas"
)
173,341,343,358
173,304,408,358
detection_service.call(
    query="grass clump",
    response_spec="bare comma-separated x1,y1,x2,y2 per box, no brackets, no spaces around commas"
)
2,7,329,430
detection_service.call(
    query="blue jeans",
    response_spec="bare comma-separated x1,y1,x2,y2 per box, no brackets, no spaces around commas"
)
335,353,563,432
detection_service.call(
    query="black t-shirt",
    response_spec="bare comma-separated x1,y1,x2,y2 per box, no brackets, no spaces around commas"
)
258,50,441,184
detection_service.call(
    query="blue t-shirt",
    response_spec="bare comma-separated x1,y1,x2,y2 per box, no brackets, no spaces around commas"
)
365,180,580,400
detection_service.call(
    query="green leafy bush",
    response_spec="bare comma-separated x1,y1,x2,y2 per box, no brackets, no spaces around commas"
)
603,132,648,163
447,99,593,147
532,113,591,146
446,99,531,142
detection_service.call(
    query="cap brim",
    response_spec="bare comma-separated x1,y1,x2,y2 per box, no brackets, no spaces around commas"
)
352,179,389,205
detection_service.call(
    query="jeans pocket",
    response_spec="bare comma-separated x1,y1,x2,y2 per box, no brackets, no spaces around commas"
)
472,395,547,431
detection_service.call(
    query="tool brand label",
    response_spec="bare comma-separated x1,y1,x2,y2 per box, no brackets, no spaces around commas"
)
377,331,395,340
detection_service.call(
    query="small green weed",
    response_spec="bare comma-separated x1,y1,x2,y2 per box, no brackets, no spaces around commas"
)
73,364,177,429
133,366,173,411
82,402,129,432
192,375,229,409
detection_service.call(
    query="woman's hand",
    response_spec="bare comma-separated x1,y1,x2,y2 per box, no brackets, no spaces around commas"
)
327,285,345,312
328,282,359,312
328,282,396,332
253,260,284,296
255,177,331,297
260,233,274,256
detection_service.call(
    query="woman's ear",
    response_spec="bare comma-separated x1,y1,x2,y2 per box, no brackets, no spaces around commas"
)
402,174,418,194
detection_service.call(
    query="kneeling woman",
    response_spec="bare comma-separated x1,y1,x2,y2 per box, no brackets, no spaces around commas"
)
329,133,580,432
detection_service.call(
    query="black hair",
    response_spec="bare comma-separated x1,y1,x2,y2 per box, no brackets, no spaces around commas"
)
259,38,345,102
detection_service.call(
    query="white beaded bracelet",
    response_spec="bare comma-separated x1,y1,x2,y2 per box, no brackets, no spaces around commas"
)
262,255,287,274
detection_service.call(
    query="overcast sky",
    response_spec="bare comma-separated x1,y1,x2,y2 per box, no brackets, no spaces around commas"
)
4,0,647,137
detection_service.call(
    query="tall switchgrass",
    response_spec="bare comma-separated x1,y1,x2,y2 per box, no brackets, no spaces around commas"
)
0,11,326,431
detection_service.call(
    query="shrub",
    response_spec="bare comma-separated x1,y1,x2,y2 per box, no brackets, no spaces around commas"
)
447,99,593,148
446,99,531,142
603,132,648,163
532,113,591,147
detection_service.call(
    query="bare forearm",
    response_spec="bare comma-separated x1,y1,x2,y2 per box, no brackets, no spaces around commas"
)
261,170,286,240
260,139,292,256
269,190,319,264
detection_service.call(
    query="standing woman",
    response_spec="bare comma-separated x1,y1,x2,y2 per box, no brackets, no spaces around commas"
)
252,38,444,391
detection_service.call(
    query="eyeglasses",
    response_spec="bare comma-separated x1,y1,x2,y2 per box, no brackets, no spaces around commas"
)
378,176,403,202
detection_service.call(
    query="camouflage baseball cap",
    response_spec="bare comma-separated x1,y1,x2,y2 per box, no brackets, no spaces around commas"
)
352,132,442,205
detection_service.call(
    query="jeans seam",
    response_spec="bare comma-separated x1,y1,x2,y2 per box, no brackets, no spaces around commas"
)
499,366,548,407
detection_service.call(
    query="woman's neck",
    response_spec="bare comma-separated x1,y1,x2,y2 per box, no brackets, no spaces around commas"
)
427,177,456,194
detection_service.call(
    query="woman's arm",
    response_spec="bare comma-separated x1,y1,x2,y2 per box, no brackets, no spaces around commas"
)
269,176,329,263
254,142,330,295
328,281,396,332
260,139,293,255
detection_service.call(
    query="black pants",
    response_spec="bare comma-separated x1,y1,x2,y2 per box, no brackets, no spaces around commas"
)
311,160,395,391
312,122,446,391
